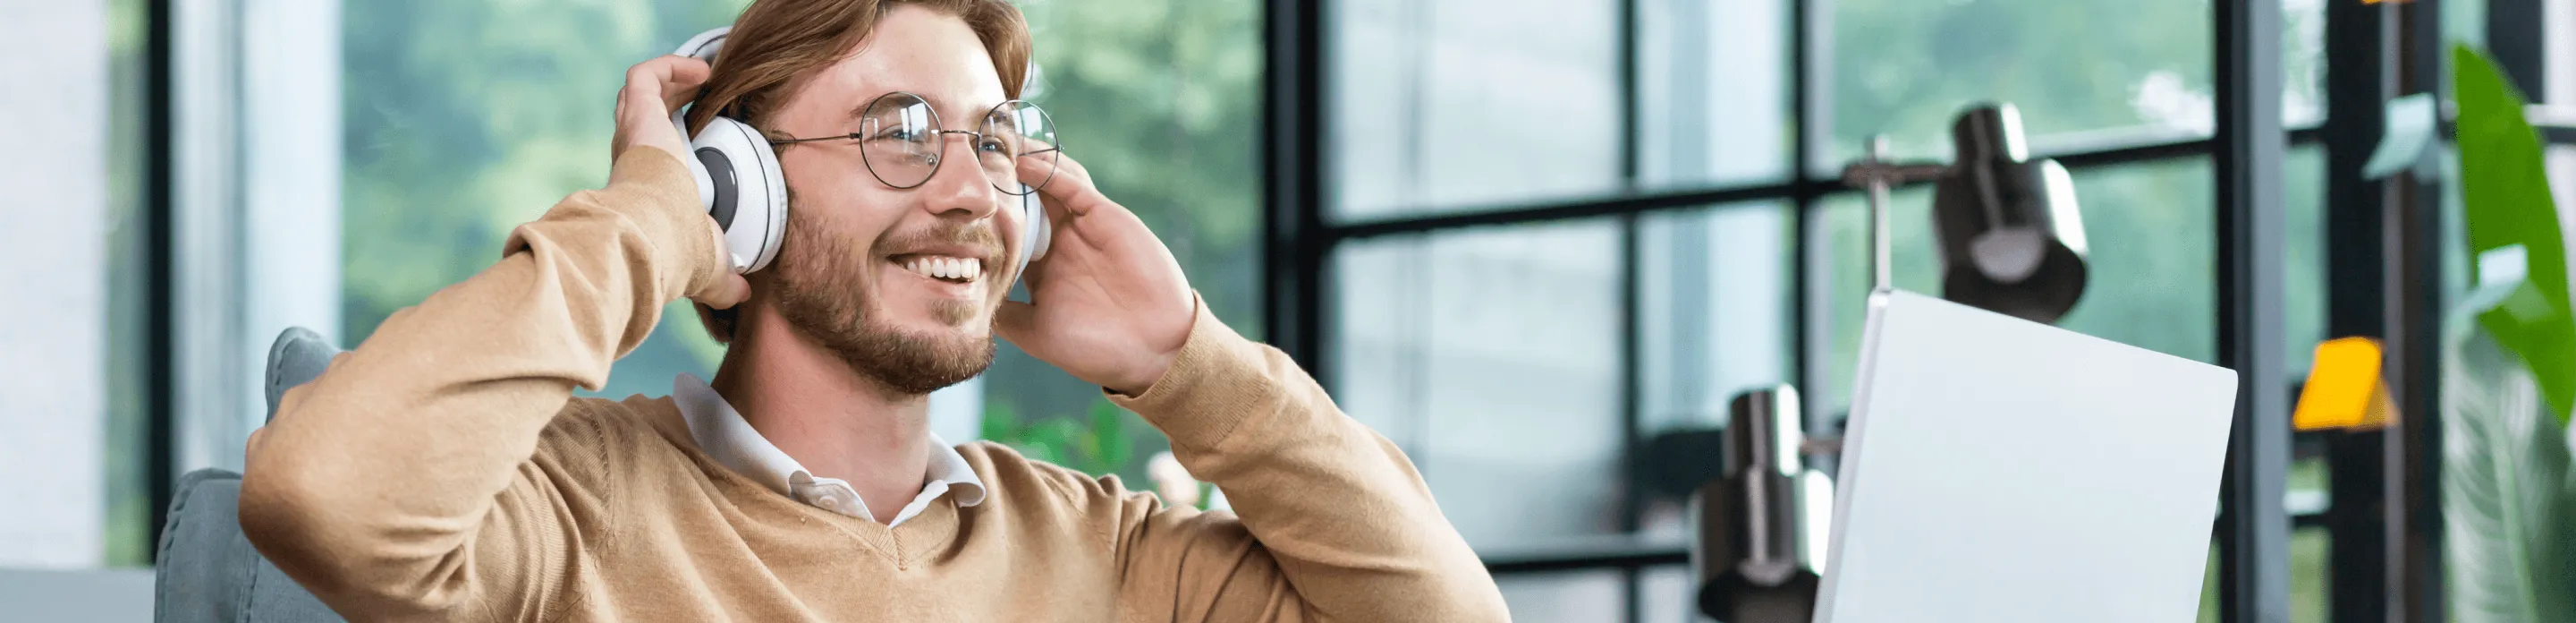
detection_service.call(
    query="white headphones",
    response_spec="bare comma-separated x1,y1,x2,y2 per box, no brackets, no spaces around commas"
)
670,27,1049,279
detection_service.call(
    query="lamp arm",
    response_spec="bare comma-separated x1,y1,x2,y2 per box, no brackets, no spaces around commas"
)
1841,136,1948,293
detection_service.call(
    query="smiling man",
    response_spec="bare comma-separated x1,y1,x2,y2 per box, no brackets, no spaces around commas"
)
233,0,1505,621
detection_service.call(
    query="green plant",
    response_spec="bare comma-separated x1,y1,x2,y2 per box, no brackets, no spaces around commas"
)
2445,45,2576,623
2455,45,2576,426
2442,325,2576,623
980,396,1136,476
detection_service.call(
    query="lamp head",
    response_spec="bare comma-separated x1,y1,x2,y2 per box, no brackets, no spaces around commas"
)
1930,103,2090,324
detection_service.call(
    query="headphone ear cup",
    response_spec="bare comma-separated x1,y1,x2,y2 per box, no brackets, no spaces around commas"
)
674,108,716,211
690,116,789,274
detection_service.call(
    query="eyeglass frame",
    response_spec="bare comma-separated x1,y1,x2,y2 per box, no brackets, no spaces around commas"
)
764,90,1062,196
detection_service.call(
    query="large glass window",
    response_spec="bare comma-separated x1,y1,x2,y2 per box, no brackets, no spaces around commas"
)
1633,0,1792,190
978,0,1264,484
1829,0,2216,164
1495,569,1628,623
341,0,748,401
1332,219,1626,549
1331,0,1795,221
1328,0,1625,219
101,0,154,568
1636,202,1793,538
1830,0,2325,167
0,0,150,570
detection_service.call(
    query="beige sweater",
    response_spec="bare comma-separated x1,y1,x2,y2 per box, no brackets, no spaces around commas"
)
237,149,1507,622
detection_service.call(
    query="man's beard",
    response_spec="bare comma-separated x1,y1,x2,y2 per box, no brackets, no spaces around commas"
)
767,212,998,396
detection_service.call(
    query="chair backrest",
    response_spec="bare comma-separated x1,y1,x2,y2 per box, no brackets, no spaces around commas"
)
154,328,346,623
264,327,342,420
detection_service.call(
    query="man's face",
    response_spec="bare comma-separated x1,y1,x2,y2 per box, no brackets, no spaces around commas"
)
759,4,1021,395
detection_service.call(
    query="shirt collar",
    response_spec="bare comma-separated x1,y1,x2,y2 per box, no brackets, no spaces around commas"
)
672,373,987,508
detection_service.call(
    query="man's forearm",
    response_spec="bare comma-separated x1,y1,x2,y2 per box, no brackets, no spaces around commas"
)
238,149,719,609
1112,302,1509,621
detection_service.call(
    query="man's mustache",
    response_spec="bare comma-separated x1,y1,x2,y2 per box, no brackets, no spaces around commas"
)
876,224,1006,261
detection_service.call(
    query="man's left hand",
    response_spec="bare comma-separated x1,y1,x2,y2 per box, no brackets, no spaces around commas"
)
993,152,1195,397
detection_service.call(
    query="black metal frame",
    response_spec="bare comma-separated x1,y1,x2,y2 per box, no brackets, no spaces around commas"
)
2318,0,2392,619
2213,2,2292,622
143,0,177,563
1260,0,1326,376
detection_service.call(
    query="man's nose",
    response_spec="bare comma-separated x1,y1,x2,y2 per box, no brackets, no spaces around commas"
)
919,132,1000,221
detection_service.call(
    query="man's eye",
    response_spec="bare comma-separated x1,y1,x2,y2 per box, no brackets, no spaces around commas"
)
978,138,1012,155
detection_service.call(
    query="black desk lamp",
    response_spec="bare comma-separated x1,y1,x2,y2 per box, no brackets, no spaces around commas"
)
1842,103,2090,323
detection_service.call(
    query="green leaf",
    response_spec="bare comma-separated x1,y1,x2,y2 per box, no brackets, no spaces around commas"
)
2441,328,2576,622
2454,45,2576,424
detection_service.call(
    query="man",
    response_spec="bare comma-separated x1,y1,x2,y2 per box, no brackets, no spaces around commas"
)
235,0,1507,620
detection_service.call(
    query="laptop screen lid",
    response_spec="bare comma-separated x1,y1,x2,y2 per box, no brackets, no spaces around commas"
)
1812,290,2239,623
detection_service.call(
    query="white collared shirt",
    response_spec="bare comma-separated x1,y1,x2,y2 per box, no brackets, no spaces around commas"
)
671,374,987,526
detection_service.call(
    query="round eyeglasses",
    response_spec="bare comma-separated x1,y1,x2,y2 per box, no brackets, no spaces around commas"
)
768,91,1060,196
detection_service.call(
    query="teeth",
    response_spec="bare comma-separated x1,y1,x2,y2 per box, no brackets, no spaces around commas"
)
900,256,982,282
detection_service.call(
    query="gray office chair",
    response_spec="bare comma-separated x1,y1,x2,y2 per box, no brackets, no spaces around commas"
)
153,328,344,623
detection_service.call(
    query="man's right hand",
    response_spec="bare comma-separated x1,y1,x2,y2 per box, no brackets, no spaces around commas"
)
612,55,710,166
610,54,749,309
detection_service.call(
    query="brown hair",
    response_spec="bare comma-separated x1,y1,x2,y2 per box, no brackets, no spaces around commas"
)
685,0,1032,136
687,0,1031,342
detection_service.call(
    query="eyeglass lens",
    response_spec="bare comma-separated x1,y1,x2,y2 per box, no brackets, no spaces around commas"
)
857,92,1058,196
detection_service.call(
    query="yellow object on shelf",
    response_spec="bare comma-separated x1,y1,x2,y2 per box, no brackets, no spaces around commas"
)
2292,337,2395,431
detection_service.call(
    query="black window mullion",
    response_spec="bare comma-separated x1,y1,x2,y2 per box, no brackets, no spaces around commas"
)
1615,0,1644,619
144,0,179,561
2320,0,2397,619
1318,130,2326,246
2214,0,2294,621
1791,0,1824,433
2390,1,2448,619
1259,0,1326,380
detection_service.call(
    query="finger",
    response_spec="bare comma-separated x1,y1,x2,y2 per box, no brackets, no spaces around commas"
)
700,273,752,310
992,300,1039,347
1046,154,1141,228
620,56,709,122
1052,149,1095,185
620,60,666,117
1022,152,1100,218
657,55,712,113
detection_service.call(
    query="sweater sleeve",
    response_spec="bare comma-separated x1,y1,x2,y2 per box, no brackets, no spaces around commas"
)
237,149,725,621
1105,298,1510,622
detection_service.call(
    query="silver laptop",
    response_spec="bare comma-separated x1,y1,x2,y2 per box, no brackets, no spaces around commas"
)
1812,290,2240,623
